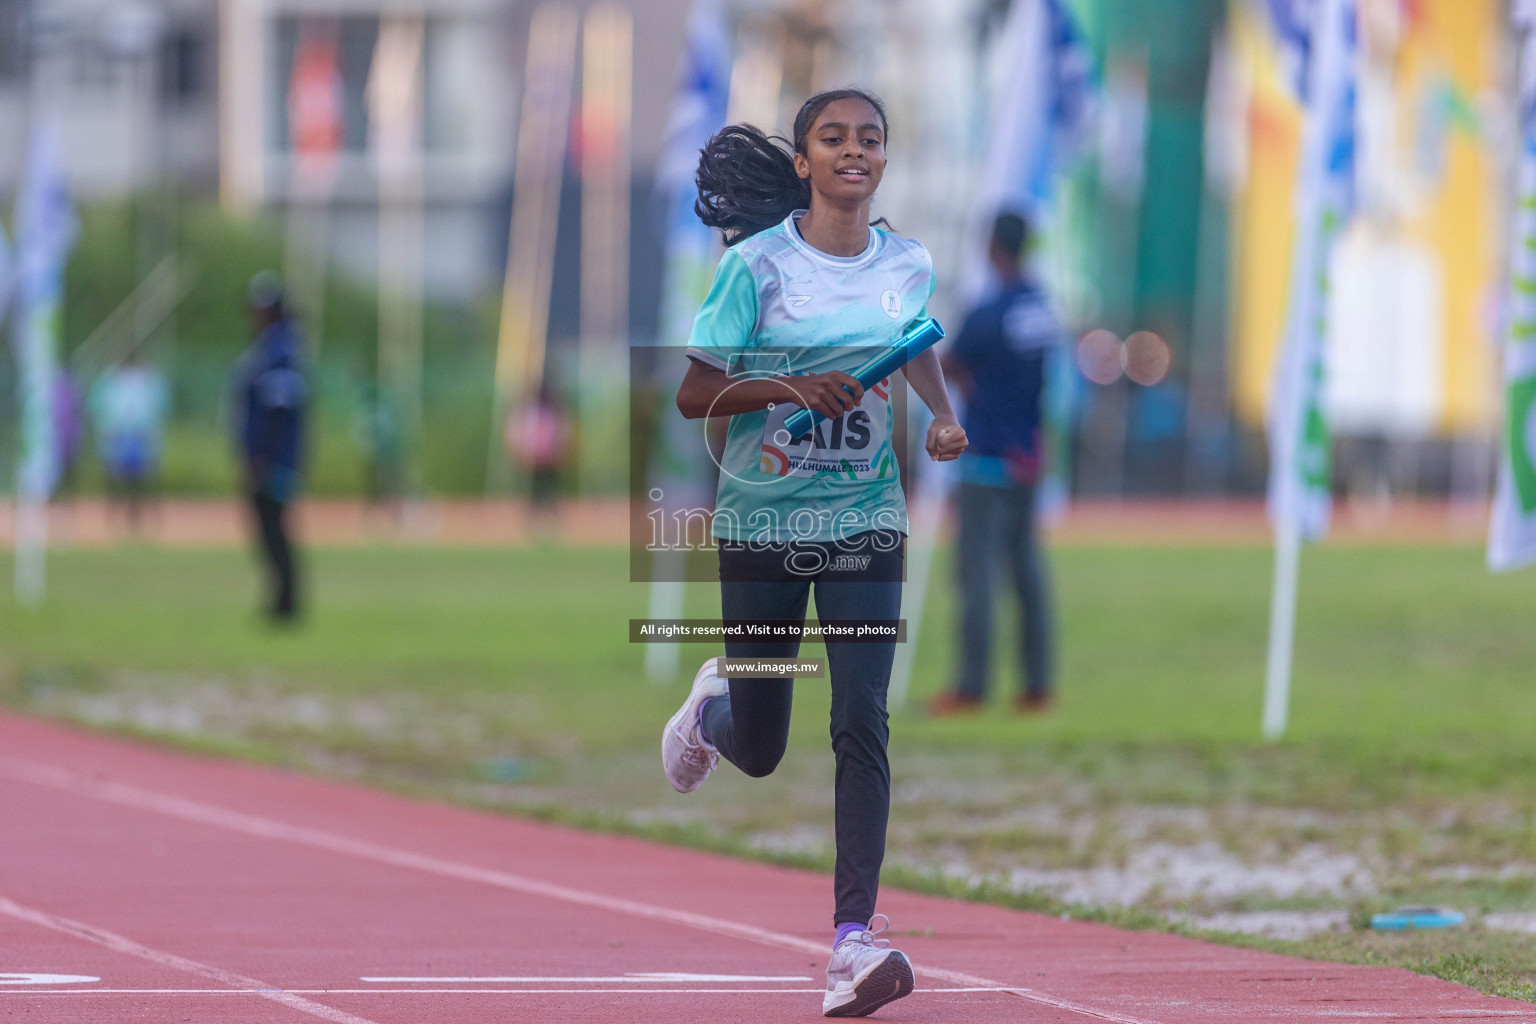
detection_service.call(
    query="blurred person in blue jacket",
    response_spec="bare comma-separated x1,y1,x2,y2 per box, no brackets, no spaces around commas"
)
91,348,169,535
929,212,1058,716
232,272,307,622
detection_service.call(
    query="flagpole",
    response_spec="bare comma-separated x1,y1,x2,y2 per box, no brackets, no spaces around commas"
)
1262,516,1300,740
369,15,425,506
578,4,633,497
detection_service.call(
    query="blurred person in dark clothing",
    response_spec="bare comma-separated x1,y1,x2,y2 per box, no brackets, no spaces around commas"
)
929,212,1057,716
232,272,307,622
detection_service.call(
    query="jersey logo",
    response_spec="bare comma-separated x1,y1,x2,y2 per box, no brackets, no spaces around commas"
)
786,294,813,308
880,289,901,319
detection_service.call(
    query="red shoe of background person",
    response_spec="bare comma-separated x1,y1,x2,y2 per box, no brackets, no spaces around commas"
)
1013,692,1054,715
926,691,985,717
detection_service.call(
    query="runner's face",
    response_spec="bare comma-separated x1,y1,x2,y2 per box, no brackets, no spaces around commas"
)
795,99,886,207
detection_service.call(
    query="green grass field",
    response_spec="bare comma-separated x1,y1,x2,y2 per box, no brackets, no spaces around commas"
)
4,541,1536,999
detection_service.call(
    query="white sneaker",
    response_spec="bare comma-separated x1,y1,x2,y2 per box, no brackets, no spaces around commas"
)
822,915,915,1017
662,657,729,793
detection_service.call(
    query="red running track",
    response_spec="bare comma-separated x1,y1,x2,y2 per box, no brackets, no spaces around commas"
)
0,712,1529,1023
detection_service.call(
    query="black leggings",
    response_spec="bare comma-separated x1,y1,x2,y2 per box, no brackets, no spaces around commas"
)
251,492,298,618
701,531,903,927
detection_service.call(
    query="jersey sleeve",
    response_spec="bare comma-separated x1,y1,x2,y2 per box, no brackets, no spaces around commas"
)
685,249,759,371
911,242,937,323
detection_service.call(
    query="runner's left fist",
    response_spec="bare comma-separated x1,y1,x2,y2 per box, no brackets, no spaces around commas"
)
926,419,967,462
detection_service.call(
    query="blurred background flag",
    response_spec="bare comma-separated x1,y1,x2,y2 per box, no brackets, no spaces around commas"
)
1489,0,1536,573
1266,0,1318,98
12,120,78,605
893,0,1097,709
644,0,731,682
972,0,1097,512
976,0,1097,225
653,0,729,310
1263,0,1359,739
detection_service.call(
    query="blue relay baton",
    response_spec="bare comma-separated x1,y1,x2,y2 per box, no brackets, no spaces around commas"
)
779,317,946,442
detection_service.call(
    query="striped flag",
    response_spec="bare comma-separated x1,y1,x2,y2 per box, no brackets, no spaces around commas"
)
1489,1,1536,572
1265,0,1358,541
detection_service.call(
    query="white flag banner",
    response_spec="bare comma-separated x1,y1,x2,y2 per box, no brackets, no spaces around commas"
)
1489,1,1536,572
643,0,731,680
1265,0,1358,541
1261,0,1357,741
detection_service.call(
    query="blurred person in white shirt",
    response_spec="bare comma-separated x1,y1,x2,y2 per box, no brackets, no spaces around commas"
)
90,349,169,536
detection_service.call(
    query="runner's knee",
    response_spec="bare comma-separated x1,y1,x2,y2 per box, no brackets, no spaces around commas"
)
734,742,786,778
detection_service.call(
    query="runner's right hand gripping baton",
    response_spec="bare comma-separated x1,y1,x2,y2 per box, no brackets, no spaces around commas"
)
780,317,946,441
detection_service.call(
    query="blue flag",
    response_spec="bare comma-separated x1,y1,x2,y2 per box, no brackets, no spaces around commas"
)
979,0,1097,220
654,0,730,351
12,120,77,604
1266,0,1317,98
14,121,76,502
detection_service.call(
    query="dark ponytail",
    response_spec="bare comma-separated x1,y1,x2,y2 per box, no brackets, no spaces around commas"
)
695,88,890,247
694,125,809,247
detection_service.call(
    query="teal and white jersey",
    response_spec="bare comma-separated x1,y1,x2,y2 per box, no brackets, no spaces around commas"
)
685,211,935,543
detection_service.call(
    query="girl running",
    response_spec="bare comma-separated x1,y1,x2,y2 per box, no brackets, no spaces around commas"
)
661,88,967,1017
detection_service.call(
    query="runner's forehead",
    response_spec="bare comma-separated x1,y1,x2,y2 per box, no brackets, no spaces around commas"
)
810,100,884,135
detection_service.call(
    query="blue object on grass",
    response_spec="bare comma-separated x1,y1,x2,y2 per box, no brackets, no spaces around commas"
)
779,317,946,442
1369,907,1465,931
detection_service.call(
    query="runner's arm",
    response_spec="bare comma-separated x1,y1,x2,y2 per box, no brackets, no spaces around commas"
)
677,360,864,420
901,348,968,461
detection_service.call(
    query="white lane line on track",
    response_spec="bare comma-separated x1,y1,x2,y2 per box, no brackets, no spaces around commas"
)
359,974,811,983
0,897,381,1024
3,991,1531,1018
0,755,1159,1024
0,987,1015,995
